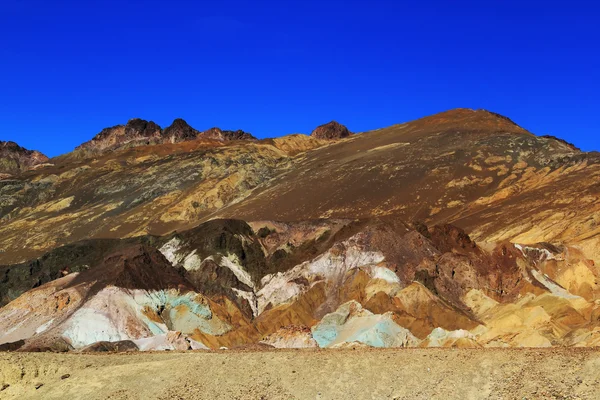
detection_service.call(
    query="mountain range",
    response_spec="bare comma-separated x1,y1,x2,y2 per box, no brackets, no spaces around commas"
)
1,108,599,352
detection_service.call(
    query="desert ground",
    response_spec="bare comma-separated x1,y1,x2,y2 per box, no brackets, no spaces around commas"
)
1,348,599,400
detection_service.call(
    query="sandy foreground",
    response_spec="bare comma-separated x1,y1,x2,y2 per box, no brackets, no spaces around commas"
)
0,348,599,400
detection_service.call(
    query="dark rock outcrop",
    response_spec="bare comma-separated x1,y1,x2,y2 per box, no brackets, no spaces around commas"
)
202,127,256,141
77,118,257,153
80,340,138,353
0,339,24,352
310,121,352,140
75,118,163,152
0,238,158,307
162,118,200,142
66,245,195,295
0,141,48,176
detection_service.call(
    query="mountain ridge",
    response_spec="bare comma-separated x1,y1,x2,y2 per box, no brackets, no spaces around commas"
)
75,117,258,154
1,108,599,351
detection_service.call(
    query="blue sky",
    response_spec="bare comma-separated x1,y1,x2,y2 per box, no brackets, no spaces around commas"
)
1,0,598,156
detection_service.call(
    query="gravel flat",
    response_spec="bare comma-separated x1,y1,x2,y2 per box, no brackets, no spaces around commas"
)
1,348,599,399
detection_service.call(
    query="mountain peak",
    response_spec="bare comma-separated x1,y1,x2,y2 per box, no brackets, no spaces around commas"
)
162,118,199,142
124,118,162,136
166,118,192,129
411,108,531,136
0,140,48,177
310,121,352,139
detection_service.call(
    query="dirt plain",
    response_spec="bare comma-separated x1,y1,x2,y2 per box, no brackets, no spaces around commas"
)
1,348,599,400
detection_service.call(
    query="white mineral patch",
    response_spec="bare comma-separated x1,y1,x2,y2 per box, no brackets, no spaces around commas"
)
182,250,203,271
261,330,318,349
514,244,559,262
62,287,152,348
369,266,401,283
220,254,255,289
425,328,475,347
530,269,581,299
305,245,385,279
133,333,209,351
256,236,386,315
34,319,55,335
159,237,184,265
58,287,233,348
256,273,304,315
63,308,130,348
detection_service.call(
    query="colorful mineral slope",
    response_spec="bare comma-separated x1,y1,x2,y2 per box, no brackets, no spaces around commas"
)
1,108,600,351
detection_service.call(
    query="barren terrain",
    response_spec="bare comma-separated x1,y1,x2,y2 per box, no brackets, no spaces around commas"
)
2,110,600,399
1,348,599,399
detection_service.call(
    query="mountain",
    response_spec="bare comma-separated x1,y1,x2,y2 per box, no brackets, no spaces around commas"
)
1,108,600,351
76,118,257,153
0,141,48,178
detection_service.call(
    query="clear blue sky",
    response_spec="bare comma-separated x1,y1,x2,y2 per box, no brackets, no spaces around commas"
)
1,0,598,157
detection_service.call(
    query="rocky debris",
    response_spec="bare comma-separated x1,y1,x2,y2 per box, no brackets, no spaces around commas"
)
133,332,208,351
80,340,139,352
60,374,70,380
310,121,352,139
420,327,480,347
0,141,48,175
24,337,74,353
0,340,24,352
229,343,275,351
260,326,318,348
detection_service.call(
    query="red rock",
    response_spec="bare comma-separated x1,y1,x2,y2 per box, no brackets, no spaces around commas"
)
310,121,352,139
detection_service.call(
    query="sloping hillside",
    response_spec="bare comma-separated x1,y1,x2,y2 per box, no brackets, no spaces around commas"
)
1,109,599,351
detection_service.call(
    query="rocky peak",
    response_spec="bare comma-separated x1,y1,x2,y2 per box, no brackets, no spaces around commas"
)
76,117,259,155
310,121,352,140
202,127,257,141
124,118,162,138
162,118,200,143
0,141,48,177
77,118,163,152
